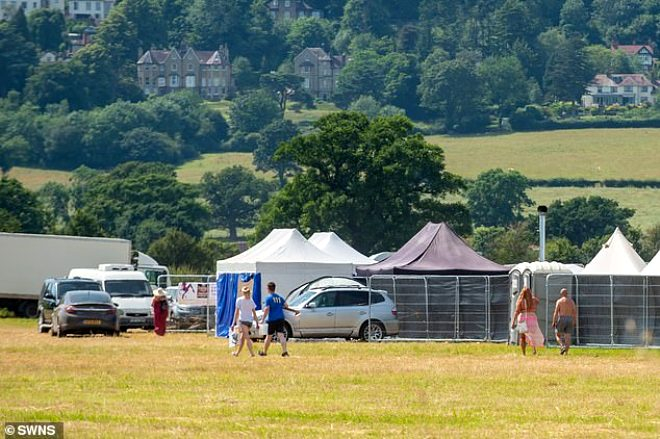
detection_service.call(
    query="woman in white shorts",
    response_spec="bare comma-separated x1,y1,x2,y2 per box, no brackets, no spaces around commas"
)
231,285,259,357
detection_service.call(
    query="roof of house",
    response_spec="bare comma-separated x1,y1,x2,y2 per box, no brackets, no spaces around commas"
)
267,0,315,11
613,45,654,55
590,74,656,88
295,48,347,68
138,47,228,66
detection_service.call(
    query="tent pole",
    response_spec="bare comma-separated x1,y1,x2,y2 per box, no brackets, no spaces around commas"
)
610,275,614,346
424,276,429,340
455,276,460,340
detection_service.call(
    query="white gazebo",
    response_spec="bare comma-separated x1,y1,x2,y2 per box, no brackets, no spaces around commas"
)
583,228,646,275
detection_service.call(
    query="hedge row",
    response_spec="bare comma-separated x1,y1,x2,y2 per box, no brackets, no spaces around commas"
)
512,116,660,131
529,178,660,188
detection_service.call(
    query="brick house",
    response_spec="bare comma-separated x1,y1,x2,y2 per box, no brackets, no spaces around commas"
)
611,44,655,71
582,74,656,107
267,0,321,21
294,47,347,100
137,46,232,100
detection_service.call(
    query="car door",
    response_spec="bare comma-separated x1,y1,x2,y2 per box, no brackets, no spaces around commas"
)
334,290,369,336
41,281,57,325
298,291,337,337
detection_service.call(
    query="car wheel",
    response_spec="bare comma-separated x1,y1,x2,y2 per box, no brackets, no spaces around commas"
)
360,320,385,341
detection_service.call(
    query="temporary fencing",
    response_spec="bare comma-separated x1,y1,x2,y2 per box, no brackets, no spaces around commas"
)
157,274,216,335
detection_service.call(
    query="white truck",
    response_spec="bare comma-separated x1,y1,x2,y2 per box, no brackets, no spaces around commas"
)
0,233,168,317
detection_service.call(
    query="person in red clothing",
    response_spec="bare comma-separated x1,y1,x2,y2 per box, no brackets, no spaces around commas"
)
152,288,169,336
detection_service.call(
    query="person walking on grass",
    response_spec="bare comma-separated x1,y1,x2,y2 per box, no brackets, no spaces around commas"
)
231,285,259,357
259,281,299,357
511,287,544,355
552,288,577,355
152,288,169,336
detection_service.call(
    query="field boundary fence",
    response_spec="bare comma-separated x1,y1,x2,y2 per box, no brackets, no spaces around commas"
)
544,274,659,347
158,274,216,335
362,275,510,342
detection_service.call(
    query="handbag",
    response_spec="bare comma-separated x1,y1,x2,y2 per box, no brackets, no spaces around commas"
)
516,319,528,333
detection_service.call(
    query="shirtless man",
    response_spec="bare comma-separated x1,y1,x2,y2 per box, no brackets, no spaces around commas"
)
552,288,577,355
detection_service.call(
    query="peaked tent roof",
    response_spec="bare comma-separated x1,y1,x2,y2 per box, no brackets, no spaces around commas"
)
308,232,375,265
355,222,508,276
218,228,346,264
641,250,660,275
583,228,646,275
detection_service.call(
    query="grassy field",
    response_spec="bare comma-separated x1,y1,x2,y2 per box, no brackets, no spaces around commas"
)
527,187,660,230
0,318,658,438
427,128,660,180
175,152,275,184
5,167,73,191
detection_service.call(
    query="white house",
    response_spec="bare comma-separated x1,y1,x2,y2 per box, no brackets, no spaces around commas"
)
612,44,655,71
581,74,656,107
0,0,65,20
68,0,115,21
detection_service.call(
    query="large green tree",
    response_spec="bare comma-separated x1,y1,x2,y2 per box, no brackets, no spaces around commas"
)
467,168,532,228
228,89,281,134
0,21,37,97
546,196,635,246
27,8,65,51
478,56,530,127
253,120,299,187
200,166,274,240
0,177,48,233
255,112,470,253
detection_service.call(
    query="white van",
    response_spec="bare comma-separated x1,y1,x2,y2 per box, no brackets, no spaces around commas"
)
68,264,153,330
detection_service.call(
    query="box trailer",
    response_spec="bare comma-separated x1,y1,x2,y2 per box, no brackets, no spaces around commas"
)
0,232,131,317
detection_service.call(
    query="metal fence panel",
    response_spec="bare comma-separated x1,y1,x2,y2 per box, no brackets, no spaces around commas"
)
489,276,510,341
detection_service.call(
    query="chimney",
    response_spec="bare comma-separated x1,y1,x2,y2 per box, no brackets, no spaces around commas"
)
538,206,548,262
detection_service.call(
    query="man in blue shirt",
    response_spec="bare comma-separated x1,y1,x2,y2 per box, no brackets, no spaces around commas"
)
259,281,299,357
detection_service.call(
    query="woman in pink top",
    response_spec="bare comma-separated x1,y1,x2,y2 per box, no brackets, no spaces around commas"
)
511,287,544,355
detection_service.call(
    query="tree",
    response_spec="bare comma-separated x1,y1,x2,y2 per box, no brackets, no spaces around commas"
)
470,225,536,264
478,56,530,127
467,169,532,228
259,72,304,112
340,0,391,37
71,162,209,242
231,56,259,92
200,166,274,240
228,89,281,134
286,17,334,55
27,8,65,52
640,224,660,261
0,21,38,97
253,120,299,187
147,229,204,269
348,95,381,118
0,177,48,233
64,208,106,237
418,58,486,132
560,0,589,33
545,237,583,263
334,50,385,107
9,6,30,40
37,182,71,228
119,127,181,164
543,35,592,102
546,196,635,246
381,52,420,114
256,113,470,254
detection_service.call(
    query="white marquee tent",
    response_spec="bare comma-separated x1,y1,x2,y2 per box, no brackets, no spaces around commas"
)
308,232,375,267
216,229,354,303
583,228,646,275
642,250,660,275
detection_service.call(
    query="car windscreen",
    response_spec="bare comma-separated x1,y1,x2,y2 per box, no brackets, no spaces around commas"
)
104,280,152,297
58,282,102,299
288,290,317,307
65,291,112,304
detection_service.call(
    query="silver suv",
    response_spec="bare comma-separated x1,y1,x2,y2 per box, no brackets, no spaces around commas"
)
256,286,399,341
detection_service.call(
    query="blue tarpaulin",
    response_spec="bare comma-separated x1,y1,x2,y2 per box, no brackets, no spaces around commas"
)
215,273,261,337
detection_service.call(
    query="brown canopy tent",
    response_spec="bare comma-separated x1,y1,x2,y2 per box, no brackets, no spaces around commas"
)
356,222,508,276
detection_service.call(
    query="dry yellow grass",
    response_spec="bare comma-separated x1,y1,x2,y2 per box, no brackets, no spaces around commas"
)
0,319,658,438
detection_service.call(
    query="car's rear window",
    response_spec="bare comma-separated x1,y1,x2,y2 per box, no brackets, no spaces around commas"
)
59,282,101,296
66,291,112,304
336,290,385,306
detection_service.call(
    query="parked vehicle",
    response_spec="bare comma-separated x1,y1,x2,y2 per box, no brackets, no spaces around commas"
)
69,265,153,331
137,252,170,289
254,285,399,341
37,278,102,333
0,232,131,317
50,290,120,337
171,301,212,330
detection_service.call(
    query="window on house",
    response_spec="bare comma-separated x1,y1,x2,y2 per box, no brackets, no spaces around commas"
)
171,63,177,71
96,2,100,10
597,87,603,93
312,11,320,18
158,77,166,87
298,11,304,18
185,76,195,88
284,0,290,6
159,65,165,73
641,86,648,92
188,63,194,71
611,87,618,93
284,11,290,18
273,0,278,6
85,1,90,10
624,86,632,92
303,78,310,89
73,1,78,10
170,75,178,87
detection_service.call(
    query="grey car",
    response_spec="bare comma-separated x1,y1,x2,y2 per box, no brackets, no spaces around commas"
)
255,286,399,341
50,290,120,337
38,278,103,333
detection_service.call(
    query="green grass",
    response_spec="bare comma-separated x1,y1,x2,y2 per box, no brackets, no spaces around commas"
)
6,167,73,190
527,187,660,231
205,100,340,125
427,128,660,180
175,152,274,184
0,318,658,437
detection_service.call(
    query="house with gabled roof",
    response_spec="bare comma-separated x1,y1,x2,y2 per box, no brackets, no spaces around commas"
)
294,47,348,100
137,45,232,100
267,0,321,21
611,44,655,70
582,74,656,107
